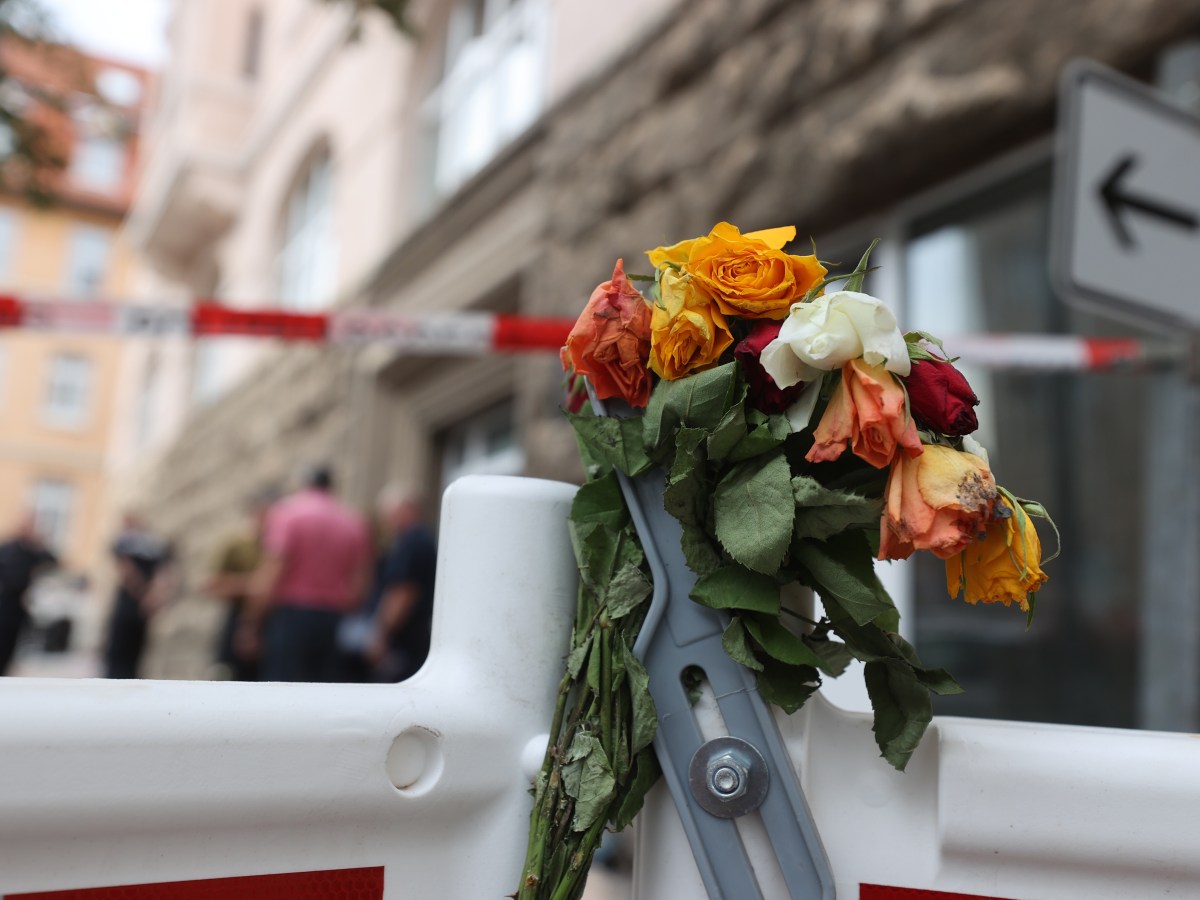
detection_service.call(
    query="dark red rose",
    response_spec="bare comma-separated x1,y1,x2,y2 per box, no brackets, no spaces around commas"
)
904,357,979,436
735,320,806,414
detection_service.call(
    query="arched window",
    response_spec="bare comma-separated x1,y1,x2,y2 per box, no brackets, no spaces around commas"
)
277,147,336,311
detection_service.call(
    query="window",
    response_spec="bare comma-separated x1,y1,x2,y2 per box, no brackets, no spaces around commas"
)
277,149,336,311
439,401,524,496
70,134,125,193
860,161,1150,730
64,226,111,297
427,0,546,196
30,480,75,552
0,207,18,284
43,355,92,429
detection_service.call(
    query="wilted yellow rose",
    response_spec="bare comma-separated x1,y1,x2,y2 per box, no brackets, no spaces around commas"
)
878,445,997,561
648,269,734,380
945,499,1048,611
681,222,827,320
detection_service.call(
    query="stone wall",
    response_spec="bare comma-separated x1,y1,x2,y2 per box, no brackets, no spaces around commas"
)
136,0,1200,677
523,0,1200,477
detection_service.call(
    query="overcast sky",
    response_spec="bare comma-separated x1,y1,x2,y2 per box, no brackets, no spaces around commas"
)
42,0,169,69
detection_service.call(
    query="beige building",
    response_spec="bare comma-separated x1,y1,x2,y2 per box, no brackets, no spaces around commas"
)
0,41,151,594
127,0,1200,739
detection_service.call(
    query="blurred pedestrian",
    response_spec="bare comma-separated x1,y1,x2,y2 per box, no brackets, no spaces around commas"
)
365,482,436,682
103,513,174,679
202,487,278,681
0,513,57,675
241,465,370,682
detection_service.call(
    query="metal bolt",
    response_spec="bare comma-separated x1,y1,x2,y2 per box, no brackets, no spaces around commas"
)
706,753,748,800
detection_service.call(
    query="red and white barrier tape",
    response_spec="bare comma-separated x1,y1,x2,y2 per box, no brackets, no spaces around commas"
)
0,295,1182,371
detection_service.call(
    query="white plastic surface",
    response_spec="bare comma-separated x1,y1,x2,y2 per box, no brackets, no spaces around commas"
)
5,474,1200,899
635,692,1200,898
0,475,578,898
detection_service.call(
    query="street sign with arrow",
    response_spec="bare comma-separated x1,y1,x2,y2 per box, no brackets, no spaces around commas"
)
1053,62,1200,330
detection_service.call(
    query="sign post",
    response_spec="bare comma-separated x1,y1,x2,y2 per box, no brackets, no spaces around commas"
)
1053,62,1200,732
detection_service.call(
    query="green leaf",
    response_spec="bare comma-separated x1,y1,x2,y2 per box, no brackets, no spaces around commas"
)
914,666,964,696
568,521,619,593
643,362,739,450
570,472,628,531
721,617,764,672
756,658,819,714
803,634,854,677
728,413,791,463
792,475,883,542
606,562,652,619
680,523,723,577
706,397,749,462
586,630,603,691
663,427,707,523
612,746,662,831
561,731,617,832
794,533,895,627
621,642,657,753
839,239,878,294
690,566,781,614
566,411,653,477
714,451,796,575
743,614,825,668
863,659,933,771
566,641,589,679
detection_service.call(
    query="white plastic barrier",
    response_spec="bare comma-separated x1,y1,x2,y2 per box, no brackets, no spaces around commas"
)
635,692,1200,899
0,476,578,898
3,475,1200,899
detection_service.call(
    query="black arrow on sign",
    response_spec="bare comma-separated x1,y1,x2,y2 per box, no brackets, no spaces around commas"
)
1099,154,1199,250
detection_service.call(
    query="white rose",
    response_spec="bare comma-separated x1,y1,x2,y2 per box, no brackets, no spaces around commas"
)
961,434,990,468
759,290,911,388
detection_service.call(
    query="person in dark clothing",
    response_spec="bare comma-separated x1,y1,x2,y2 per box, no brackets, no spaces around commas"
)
203,488,277,681
103,514,173,679
367,483,437,682
0,515,57,675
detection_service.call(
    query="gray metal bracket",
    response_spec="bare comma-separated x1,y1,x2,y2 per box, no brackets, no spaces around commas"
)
592,393,835,899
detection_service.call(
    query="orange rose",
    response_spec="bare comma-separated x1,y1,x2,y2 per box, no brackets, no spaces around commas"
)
648,269,734,380
683,222,826,320
561,259,653,408
945,498,1048,611
806,358,922,469
878,445,997,561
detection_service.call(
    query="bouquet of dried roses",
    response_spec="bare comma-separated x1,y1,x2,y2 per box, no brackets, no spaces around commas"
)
517,223,1057,900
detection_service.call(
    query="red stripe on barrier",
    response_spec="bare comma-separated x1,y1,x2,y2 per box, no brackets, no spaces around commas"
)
492,314,575,351
6,866,384,900
1084,337,1143,370
191,303,329,341
0,294,24,328
860,885,1014,900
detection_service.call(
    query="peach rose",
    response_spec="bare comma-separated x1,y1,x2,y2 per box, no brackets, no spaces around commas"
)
945,498,1048,611
878,445,997,561
561,259,653,408
647,268,734,381
806,358,923,469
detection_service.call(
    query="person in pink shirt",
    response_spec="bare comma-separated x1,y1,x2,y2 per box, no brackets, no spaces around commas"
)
240,465,371,682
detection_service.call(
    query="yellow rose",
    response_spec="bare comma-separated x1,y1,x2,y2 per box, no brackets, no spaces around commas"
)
648,269,734,380
684,222,827,320
945,498,1048,611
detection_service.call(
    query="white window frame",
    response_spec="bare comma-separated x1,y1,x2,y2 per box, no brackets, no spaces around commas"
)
42,354,92,430
277,150,337,311
439,401,525,496
30,479,75,553
0,206,18,285
70,133,125,194
425,0,548,197
63,225,112,298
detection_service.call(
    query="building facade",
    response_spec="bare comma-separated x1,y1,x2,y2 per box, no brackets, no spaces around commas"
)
0,38,150,648
129,0,1200,735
